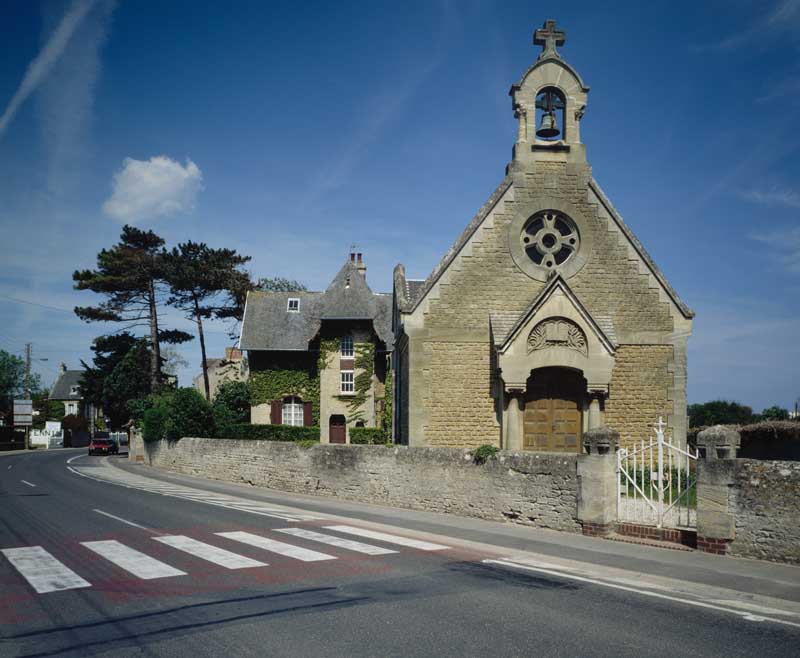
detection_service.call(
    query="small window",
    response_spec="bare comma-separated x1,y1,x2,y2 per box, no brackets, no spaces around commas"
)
340,371,354,394
341,335,354,357
287,298,300,312
70,385,79,396
282,396,304,426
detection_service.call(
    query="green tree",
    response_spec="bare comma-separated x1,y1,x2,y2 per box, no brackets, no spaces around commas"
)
256,277,307,292
79,333,139,412
73,226,192,392
32,390,64,429
212,380,250,435
688,400,756,427
759,406,790,421
103,340,155,428
0,349,41,414
163,241,251,400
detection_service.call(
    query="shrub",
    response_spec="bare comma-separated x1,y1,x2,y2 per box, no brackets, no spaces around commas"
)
216,423,319,442
142,401,171,443
213,381,251,435
163,388,215,442
473,444,499,464
61,414,89,433
349,427,391,445
740,421,800,460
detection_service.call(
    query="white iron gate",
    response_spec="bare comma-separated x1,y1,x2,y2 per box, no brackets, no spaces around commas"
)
617,417,698,529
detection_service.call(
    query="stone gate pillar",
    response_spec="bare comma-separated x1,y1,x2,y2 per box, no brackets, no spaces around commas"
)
695,425,741,555
577,426,619,536
503,388,524,451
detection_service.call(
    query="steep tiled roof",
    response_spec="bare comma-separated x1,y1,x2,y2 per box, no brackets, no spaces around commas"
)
50,370,83,401
240,261,392,352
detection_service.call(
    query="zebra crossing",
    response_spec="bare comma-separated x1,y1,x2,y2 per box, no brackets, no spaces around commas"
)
68,463,322,522
1,525,450,595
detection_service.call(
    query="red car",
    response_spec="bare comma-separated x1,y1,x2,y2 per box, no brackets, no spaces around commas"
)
88,438,118,456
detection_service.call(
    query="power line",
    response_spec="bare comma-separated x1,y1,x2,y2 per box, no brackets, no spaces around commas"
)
0,294,76,314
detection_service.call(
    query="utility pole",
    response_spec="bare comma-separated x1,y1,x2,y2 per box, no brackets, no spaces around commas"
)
24,342,31,450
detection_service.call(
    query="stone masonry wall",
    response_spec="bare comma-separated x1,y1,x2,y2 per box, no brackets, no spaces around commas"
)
422,341,499,447
604,345,673,449
141,438,581,532
729,459,800,564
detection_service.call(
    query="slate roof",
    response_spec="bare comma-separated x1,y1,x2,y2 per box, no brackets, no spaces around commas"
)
50,370,83,401
240,260,393,352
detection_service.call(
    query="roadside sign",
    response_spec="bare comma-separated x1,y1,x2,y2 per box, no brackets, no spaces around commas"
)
14,400,33,427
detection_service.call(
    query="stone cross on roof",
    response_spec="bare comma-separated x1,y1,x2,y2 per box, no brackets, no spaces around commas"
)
534,19,566,60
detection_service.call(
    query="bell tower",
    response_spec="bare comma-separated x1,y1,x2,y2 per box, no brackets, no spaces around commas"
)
509,20,590,168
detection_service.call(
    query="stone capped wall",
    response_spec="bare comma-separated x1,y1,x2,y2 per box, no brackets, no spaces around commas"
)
422,341,499,447
604,345,673,449
729,459,800,564
140,438,581,532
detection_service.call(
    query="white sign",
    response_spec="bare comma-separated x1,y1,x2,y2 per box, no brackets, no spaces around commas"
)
14,400,33,426
45,421,62,433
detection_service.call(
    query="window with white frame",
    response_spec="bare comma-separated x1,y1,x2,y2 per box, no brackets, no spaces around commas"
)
340,371,354,394
282,396,304,426
70,385,79,396
287,298,300,312
341,335,353,357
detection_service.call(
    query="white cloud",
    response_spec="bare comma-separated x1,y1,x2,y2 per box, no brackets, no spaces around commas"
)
102,156,204,223
742,187,800,209
0,0,98,139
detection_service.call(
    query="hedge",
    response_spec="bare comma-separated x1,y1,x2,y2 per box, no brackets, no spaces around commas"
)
216,423,320,442
689,421,800,460
349,427,391,445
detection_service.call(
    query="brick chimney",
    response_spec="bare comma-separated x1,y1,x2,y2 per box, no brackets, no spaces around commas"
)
354,252,366,279
225,347,243,362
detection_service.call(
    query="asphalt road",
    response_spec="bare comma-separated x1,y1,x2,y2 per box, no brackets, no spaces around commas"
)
1,448,798,658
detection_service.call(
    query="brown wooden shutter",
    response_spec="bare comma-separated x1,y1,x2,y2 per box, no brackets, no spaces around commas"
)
303,402,313,427
270,399,282,425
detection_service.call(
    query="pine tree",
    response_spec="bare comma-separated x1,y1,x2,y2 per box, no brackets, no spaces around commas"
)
73,226,192,391
163,241,251,400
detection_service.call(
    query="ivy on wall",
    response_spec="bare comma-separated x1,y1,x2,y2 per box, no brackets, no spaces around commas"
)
339,342,374,423
382,367,393,432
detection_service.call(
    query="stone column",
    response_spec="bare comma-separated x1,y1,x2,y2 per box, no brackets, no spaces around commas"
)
504,388,524,452
577,426,619,536
695,425,741,555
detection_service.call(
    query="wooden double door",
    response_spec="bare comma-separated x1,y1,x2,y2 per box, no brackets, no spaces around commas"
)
522,368,583,453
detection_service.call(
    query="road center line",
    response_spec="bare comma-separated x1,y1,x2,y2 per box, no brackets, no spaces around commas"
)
483,559,800,630
20,480,36,487
93,509,160,534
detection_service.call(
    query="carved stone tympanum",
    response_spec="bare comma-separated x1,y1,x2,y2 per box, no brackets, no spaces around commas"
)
527,318,587,356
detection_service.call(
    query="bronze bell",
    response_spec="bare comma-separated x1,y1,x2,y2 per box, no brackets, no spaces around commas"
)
536,112,560,139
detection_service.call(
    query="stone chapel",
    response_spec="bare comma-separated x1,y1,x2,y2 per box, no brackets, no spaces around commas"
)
392,21,694,452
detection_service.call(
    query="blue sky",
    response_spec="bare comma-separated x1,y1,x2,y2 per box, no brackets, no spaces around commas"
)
0,0,798,412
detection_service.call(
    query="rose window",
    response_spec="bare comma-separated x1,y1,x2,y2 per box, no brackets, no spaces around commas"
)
521,210,580,270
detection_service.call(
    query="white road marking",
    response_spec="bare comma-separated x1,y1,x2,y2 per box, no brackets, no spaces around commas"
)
20,480,36,487
66,454,85,464
68,465,321,522
216,531,336,562
154,535,267,569
7,465,12,470
323,525,450,551
1,546,91,594
483,559,800,630
93,509,158,534
276,528,398,555
82,540,186,579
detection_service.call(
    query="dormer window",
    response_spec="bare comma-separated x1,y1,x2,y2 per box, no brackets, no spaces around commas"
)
287,298,300,313
70,385,79,396
341,335,354,357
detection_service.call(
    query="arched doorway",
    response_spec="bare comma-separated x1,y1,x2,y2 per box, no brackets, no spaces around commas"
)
329,415,346,444
523,367,584,452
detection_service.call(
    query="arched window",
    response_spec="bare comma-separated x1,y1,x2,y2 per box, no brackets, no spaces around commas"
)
282,396,304,426
535,87,566,142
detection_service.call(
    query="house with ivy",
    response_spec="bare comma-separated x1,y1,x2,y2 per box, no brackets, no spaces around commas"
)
239,253,393,443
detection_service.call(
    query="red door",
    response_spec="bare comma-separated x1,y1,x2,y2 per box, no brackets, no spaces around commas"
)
329,415,346,444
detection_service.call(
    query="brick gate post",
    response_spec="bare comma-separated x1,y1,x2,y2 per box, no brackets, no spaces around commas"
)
695,425,741,555
577,426,619,536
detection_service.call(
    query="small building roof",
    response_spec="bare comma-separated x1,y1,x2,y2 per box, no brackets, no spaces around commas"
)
50,369,83,401
240,259,393,352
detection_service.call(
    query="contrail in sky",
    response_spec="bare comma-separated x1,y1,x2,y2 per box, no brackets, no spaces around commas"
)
0,0,98,140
